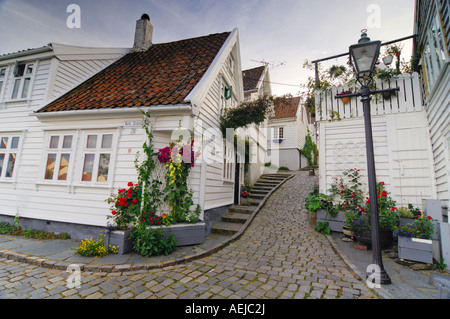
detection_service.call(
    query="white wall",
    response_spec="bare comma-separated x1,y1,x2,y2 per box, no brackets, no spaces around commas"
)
318,110,437,209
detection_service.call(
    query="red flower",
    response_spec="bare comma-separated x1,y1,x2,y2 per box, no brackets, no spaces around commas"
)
381,191,387,197
351,194,355,197
132,198,138,204
127,188,132,193
380,182,385,185
111,210,116,215
340,190,345,194
391,207,396,211
128,182,133,187
417,215,421,219
395,51,401,57
118,188,125,193
127,193,132,198
427,216,432,220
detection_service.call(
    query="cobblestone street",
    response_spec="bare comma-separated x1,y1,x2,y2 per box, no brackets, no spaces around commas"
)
0,171,375,299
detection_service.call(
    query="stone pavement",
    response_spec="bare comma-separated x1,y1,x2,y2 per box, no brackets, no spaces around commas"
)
1,171,377,299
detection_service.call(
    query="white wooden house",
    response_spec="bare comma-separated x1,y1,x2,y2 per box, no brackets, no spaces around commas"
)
267,96,310,170
0,42,128,237
414,0,449,269
241,65,272,183
0,15,245,238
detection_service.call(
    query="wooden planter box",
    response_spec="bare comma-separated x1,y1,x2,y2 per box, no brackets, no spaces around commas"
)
150,222,205,247
399,217,416,227
398,236,433,264
104,228,133,255
316,209,344,233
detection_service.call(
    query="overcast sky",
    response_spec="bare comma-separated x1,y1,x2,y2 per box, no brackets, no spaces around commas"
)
0,0,415,96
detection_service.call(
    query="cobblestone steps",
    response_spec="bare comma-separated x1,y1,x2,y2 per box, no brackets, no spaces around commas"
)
211,173,292,235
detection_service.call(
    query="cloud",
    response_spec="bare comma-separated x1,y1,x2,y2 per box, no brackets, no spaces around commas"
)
0,0,415,97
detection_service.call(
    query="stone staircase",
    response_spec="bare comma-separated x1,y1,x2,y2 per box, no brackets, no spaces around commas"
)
211,173,292,236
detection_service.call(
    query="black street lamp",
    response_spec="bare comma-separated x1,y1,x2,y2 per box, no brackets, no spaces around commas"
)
338,30,398,285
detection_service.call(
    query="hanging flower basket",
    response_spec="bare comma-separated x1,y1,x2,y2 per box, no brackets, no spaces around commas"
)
341,97,350,104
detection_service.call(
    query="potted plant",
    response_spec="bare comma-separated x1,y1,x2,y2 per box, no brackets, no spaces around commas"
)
393,215,435,264
397,204,420,227
336,90,352,104
315,199,345,233
105,181,141,254
346,181,398,248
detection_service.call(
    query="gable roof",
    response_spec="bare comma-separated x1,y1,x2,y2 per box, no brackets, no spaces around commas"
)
242,66,266,92
270,96,301,120
37,31,231,113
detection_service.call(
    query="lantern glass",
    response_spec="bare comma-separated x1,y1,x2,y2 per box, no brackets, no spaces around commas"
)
350,40,381,83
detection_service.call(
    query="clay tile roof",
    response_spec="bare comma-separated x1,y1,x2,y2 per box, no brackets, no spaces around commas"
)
37,32,231,113
242,66,265,92
270,96,301,120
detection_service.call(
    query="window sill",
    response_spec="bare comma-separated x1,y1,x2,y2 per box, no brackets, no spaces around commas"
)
35,181,113,192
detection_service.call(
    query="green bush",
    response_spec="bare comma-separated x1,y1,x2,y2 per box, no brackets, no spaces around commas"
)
76,233,118,257
131,227,177,257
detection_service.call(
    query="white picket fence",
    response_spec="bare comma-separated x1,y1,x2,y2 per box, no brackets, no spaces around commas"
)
315,72,423,121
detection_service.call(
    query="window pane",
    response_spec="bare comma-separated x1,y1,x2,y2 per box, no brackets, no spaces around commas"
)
101,134,113,149
86,135,97,149
11,79,20,99
82,154,95,181
5,153,16,178
0,154,4,176
45,154,57,180
11,137,19,149
97,153,110,182
21,78,30,99
15,64,25,77
0,81,3,95
58,154,70,181
0,137,8,149
49,136,59,149
26,65,33,74
62,136,73,149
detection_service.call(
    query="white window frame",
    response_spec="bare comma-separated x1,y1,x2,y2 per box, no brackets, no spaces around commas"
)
223,139,234,183
41,133,75,183
422,11,449,94
11,62,34,100
0,133,22,180
0,67,6,101
79,131,116,185
274,127,284,139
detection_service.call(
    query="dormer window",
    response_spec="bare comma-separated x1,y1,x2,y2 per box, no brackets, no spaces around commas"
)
11,63,33,99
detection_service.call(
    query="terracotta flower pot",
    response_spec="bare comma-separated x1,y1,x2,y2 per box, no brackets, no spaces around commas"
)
341,97,350,104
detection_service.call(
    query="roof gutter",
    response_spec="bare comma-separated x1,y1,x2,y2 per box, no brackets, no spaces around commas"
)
0,45,53,62
33,104,192,119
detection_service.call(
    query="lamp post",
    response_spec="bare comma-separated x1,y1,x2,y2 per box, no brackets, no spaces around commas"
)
346,30,395,285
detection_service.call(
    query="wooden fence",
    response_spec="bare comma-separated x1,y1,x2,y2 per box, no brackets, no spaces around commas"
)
315,72,423,121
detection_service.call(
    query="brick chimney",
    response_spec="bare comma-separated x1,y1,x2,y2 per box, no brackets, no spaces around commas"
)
131,14,153,52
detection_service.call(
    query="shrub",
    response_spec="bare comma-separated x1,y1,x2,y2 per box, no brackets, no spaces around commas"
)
131,227,177,257
77,233,118,257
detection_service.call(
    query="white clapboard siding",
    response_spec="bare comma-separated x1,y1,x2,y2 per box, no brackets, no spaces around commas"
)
424,64,450,207
201,57,239,210
318,106,437,209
